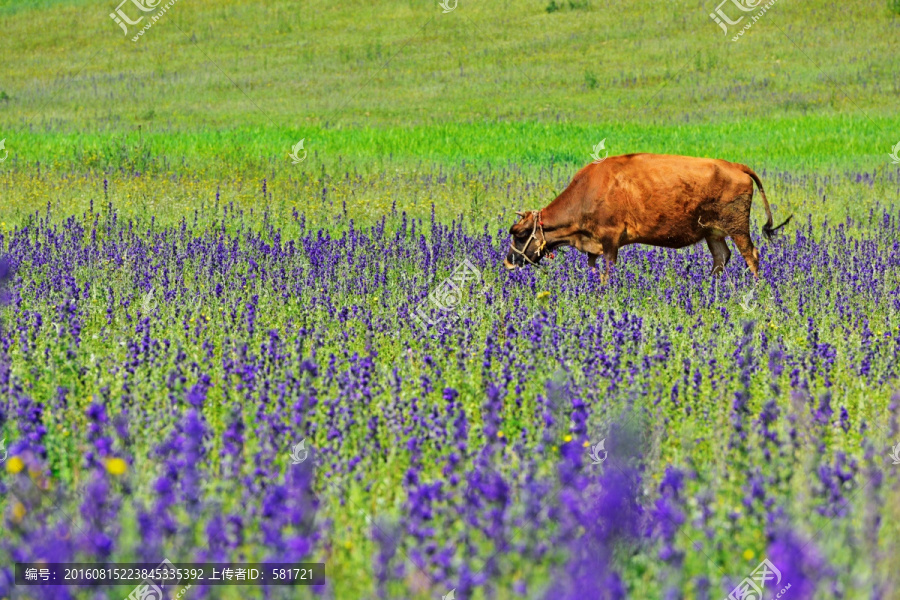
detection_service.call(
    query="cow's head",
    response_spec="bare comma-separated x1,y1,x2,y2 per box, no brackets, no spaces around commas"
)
504,210,547,269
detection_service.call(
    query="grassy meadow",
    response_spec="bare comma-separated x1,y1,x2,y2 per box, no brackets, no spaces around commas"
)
2,1,900,599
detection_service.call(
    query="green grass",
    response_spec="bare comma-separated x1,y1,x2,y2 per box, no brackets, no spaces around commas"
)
2,0,898,230
1,0,899,180
2,114,899,175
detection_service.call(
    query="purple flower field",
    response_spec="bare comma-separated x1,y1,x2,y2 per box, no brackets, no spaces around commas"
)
3,0,900,596
1,193,900,599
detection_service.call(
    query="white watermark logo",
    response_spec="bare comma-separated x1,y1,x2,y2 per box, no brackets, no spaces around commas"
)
588,439,608,464
0,437,7,462
110,0,183,42
126,582,163,600
290,439,309,464
125,559,191,600
889,141,900,165
0,139,7,163
439,0,458,13
889,442,900,465
590,139,608,164
717,269,766,314
410,259,487,333
709,0,780,41
141,288,158,313
110,0,157,34
739,288,756,313
725,558,788,600
289,139,308,164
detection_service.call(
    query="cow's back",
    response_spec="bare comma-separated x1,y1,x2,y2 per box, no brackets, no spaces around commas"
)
583,154,753,247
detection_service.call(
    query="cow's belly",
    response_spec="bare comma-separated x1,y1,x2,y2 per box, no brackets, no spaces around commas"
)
623,211,708,249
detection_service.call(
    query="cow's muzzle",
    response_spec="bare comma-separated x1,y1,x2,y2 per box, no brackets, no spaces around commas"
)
506,210,547,269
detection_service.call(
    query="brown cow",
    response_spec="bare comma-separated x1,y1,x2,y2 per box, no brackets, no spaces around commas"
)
504,154,791,278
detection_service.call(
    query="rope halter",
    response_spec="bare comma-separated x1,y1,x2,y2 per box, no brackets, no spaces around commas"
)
509,210,548,266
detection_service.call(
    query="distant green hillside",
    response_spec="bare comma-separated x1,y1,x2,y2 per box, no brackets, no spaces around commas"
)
1,0,899,174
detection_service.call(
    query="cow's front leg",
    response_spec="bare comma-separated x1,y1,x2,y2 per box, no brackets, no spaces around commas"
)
600,245,618,284
577,238,603,274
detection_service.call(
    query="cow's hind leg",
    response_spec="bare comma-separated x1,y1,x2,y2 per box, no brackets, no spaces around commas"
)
729,232,760,276
720,193,759,276
705,236,731,275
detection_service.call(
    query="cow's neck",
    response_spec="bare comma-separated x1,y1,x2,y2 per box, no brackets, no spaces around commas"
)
540,200,602,256
538,202,575,251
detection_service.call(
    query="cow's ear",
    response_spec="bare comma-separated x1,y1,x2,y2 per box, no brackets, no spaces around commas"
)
509,212,530,235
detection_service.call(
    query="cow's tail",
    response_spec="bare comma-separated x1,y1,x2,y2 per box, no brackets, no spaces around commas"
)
737,164,792,239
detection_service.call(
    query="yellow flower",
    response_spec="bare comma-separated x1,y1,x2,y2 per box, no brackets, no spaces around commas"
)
497,431,505,438
743,548,755,561
563,434,572,442
12,502,26,522
6,456,25,474
105,457,128,476
582,441,590,447
537,291,550,300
